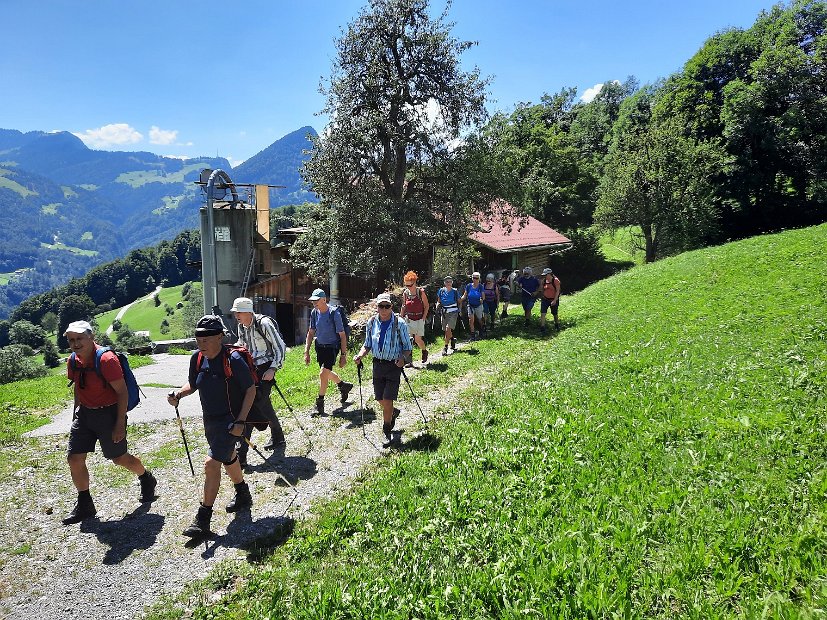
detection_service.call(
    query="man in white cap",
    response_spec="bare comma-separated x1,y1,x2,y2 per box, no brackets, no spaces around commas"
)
304,288,352,416
353,292,412,448
230,297,287,463
62,320,156,525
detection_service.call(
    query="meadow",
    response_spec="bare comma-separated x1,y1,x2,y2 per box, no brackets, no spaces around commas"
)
146,224,826,618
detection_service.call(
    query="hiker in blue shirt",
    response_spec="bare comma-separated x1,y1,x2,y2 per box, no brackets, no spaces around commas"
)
353,292,412,448
516,266,540,327
435,275,460,354
304,288,353,416
460,271,485,340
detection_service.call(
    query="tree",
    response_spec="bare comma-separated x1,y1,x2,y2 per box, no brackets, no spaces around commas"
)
41,311,58,334
596,88,722,262
299,0,494,278
9,320,47,349
0,346,47,384
42,340,62,368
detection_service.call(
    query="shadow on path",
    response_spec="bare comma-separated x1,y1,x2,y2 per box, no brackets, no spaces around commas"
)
80,503,165,565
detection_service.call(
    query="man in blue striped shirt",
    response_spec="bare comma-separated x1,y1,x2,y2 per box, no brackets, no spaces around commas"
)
353,292,412,447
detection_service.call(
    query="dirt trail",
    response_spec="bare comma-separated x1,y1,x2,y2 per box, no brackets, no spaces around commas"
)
0,345,492,620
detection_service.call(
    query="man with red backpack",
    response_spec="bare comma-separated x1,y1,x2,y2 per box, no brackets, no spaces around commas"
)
399,271,430,365
62,320,157,525
539,268,561,334
167,315,257,539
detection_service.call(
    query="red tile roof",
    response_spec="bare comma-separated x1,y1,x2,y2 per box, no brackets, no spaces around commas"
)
471,202,571,252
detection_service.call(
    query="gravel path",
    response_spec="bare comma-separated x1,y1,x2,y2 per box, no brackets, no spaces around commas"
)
1,346,485,620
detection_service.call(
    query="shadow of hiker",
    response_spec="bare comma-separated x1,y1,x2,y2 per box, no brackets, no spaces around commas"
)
80,503,165,565
192,512,296,560
425,361,449,372
401,432,441,453
246,454,318,487
453,346,479,356
330,404,378,429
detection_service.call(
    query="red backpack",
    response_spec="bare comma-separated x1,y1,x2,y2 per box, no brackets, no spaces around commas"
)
194,344,259,386
403,286,426,320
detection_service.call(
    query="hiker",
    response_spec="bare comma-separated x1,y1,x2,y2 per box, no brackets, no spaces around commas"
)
482,273,500,331
303,288,353,416
516,266,540,326
62,320,157,525
353,292,413,448
435,275,460,355
399,270,430,366
167,315,257,538
497,270,513,318
461,271,485,339
231,297,287,465
539,268,561,333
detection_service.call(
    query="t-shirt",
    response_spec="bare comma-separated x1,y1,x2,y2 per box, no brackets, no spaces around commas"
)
517,275,540,297
311,307,344,346
438,287,460,312
189,349,255,419
67,346,123,408
465,283,483,307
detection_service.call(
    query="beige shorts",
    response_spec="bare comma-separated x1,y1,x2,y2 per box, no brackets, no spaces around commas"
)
404,317,425,337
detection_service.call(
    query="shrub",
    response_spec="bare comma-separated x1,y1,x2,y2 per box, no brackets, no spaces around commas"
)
9,320,46,349
154,294,161,307
0,346,48,384
112,319,122,332
42,340,62,368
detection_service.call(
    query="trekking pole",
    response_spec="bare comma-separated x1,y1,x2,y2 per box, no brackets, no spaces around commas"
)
169,392,195,476
273,380,313,453
356,360,382,452
400,368,428,428
242,436,295,489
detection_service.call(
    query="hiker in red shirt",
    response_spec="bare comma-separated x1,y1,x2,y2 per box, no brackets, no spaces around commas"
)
539,268,561,334
399,271,430,366
62,320,156,525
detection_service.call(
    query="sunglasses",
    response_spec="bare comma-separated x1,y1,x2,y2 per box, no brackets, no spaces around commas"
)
473,276,480,279
378,303,392,309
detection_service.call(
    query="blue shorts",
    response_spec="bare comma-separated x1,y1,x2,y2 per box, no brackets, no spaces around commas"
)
522,296,536,311
541,298,559,315
204,414,237,463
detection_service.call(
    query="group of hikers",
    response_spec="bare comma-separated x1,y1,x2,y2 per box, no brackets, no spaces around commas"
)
60,266,560,540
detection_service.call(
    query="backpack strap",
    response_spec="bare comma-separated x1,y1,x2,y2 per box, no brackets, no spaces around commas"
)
253,315,274,359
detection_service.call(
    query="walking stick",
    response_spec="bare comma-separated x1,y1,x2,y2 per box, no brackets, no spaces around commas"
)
169,392,195,476
273,379,313,453
356,360,382,452
400,368,428,428
242,436,295,489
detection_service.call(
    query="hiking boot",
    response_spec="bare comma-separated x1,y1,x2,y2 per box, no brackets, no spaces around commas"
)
500,310,507,318
338,381,354,404
263,427,286,450
391,407,401,429
139,470,157,503
555,321,560,330
451,338,456,350
226,481,253,513
183,504,212,538
62,494,96,525
442,346,448,356
421,349,428,363
314,395,325,417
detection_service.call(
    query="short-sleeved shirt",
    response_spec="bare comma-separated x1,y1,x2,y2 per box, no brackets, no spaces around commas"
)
438,287,460,312
67,346,123,408
517,276,540,297
465,283,484,307
310,307,344,346
363,314,412,361
188,349,255,419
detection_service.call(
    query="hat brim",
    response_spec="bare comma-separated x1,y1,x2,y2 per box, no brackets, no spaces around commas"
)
195,328,223,337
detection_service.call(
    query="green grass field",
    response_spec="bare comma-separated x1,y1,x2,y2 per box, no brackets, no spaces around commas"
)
599,226,645,264
147,224,827,619
96,284,191,339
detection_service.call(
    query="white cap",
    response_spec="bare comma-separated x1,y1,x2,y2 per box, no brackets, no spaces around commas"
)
375,292,393,305
230,297,254,313
64,320,93,335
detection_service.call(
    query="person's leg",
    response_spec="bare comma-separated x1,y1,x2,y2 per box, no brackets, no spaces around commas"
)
551,303,560,329
68,452,91,492
111,452,147,476
256,381,285,448
202,457,223,507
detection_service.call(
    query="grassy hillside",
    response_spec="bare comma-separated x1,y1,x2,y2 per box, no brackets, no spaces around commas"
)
96,283,192,339
153,225,826,618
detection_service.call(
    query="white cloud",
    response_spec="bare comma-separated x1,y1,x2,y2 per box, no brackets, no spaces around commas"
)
580,80,621,103
149,126,178,145
73,123,143,148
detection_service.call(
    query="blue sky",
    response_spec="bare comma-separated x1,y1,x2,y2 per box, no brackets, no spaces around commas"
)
3,0,774,166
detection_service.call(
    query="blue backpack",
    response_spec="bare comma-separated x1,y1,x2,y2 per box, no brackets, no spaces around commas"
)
68,347,143,411
312,305,352,339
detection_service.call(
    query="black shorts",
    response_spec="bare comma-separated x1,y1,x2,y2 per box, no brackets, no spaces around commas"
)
372,358,402,401
67,404,128,460
540,298,559,315
315,342,339,370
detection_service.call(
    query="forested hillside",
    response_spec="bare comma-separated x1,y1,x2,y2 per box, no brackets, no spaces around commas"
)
0,127,316,318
